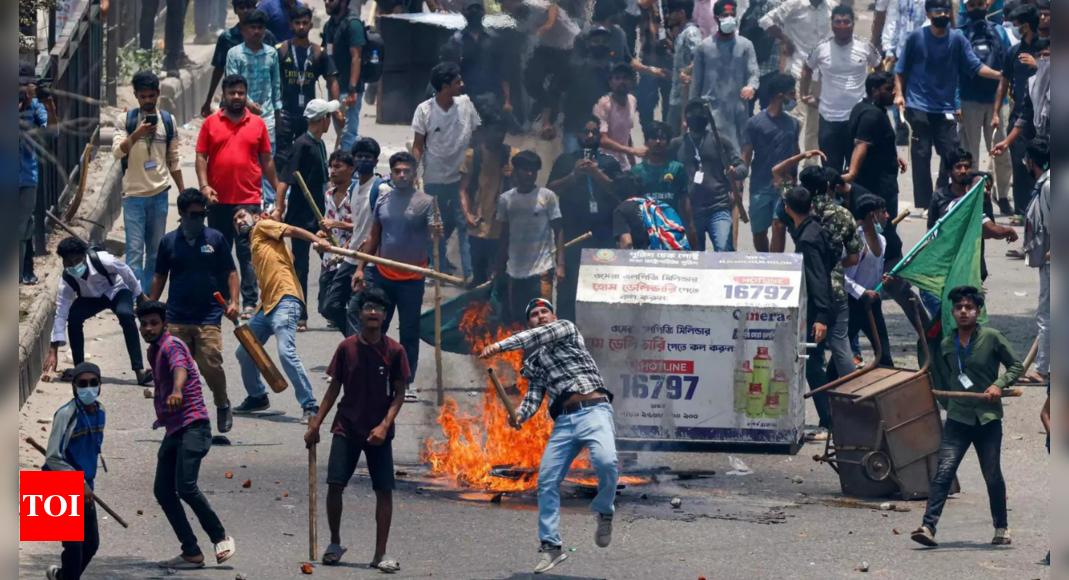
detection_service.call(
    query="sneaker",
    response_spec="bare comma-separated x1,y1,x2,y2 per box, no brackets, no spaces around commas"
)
136,369,155,386
192,33,216,44
301,407,319,425
595,513,613,548
853,354,864,369
233,395,270,414
46,565,61,580
992,528,1012,545
533,543,567,574
217,404,233,434
911,526,938,547
1041,552,1050,566
996,198,1014,216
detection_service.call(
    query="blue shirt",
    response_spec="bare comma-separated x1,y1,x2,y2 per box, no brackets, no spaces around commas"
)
48,401,105,490
896,27,984,114
19,99,51,187
957,19,1010,104
155,228,237,325
257,0,304,42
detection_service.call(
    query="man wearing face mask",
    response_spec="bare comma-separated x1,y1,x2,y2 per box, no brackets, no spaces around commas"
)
150,189,241,434
691,0,760,149
894,0,1002,212
440,0,510,109
43,362,106,580
44,237,151,386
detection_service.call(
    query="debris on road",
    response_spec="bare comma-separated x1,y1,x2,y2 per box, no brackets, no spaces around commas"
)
792,476,804,484
857,562,870,572
143,388,153,399
301,562,314,574
727,456,752,476
242,480,252,488
893,529,900,535
137,510,144,516
236,574,248,580
226,472,234,479
879,503,893,511
670,498,683,509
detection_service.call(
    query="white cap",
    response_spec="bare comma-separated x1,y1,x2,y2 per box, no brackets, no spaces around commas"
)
304,99,341,120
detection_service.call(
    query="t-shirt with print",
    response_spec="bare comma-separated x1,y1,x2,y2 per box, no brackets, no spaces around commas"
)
278,43,338,116
805,36,883,122
593,94,640,171
156,228,236,326
250,219,305,313
328,334,411,441
496,187,562,279
322,14,367,92
745,109,800,194
461,145,519,240
322,183,354,270
373,188,435,279
630,161,688,214
411,95,481,185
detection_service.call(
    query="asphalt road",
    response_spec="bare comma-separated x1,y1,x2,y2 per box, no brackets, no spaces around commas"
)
18,35,1051,580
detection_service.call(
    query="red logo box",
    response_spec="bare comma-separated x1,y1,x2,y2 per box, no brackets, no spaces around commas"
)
20,471,85,542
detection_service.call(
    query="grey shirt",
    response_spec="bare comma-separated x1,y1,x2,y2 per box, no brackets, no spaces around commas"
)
373,188,434,268
691,35,760,117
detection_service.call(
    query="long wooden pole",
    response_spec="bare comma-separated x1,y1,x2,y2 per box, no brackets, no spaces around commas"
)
432,197,445,407
326,246,466,286
294,171,340,247
487,368,517,423
25,437,129,529
308,445,318,562
932,389,1024,400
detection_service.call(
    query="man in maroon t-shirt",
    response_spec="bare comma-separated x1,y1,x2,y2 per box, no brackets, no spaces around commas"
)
304,288,409,572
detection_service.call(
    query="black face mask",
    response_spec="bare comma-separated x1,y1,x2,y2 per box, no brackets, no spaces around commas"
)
686,116,708,131
967,8,987,21
588,44,611,59
931,15,951,28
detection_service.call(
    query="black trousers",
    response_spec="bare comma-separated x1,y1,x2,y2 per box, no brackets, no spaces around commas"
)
141,0,188,61
154,420,227,558
468,236,496,288
805,327,832,429
60,502,98,580
818,117,852,174
320,260,357,337
289,226,319,322
525,46,570,117
68,289,144,371
275,111,309,172
207,204,260,310
1008,130,1036,215
922,418,1008,535
905,108,959,211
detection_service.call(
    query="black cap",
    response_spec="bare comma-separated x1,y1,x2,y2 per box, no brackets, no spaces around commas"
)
70,362,102,382
19,61,35,86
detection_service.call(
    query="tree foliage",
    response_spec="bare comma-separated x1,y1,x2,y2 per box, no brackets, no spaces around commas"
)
20,0,56,51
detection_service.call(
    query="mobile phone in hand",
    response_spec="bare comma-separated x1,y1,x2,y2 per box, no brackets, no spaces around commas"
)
145,114,159,125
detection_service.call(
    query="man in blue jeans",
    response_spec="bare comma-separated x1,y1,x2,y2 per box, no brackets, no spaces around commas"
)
323,0,367,152
230,210,326,424
114,71,184,291
353,152,442,384
479,299,618,575
669,99,749,252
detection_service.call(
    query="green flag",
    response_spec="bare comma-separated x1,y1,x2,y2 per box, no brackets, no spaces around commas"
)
888,179,987,336
419,278,520,355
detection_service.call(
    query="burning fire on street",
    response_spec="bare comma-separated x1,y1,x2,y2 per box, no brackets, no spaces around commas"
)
420,302,651,493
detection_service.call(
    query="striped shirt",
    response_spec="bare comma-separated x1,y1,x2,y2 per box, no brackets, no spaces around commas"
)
149,332,211,435
496,320,611,423
226,43,283,129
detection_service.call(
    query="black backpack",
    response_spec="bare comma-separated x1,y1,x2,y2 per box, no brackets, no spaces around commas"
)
121,109,175,174
334,15,384,85
963,19,1004,92
61,247,115,297
740,4,775,70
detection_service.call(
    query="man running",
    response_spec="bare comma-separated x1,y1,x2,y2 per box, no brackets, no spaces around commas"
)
479,299,618,575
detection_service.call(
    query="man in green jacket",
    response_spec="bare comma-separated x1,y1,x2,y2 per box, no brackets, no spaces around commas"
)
912,285,1023,548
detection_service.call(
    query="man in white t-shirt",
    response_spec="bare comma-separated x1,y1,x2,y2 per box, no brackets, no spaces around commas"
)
412,61,482,282
801,5,882,173
494,150,565,324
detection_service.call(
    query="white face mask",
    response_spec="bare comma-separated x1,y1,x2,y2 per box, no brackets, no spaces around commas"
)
77,386,100,406
718,16,738,34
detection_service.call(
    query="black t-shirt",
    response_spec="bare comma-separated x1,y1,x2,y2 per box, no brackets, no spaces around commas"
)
612,199,650,249
155,228,236,326
1003,38,1040,123
440,30,504,99
281,132,329,228
559,58,612,133
842,181,873,211
848,99,899,197
278,42,338,116
547,151,624,243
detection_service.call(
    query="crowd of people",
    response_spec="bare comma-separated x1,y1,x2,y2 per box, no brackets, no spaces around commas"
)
24,0,1054,575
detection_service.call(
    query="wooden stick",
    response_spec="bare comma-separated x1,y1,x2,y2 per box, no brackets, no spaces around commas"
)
294,171,340,247
469,231,595,293
64,144,94,222
325,246,466,286
1020,336,1040,374
45,210,86,242
308,445,318,562
931,389,1024,400
432,197,445,407
25,437,129,529
487,368,518,423
892,209,911,226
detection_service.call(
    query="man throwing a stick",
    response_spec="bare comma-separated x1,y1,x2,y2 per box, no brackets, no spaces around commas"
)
479,298,618,575
304,288,409,573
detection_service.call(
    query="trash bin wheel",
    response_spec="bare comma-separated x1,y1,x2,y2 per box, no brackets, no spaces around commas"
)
862,451,892,482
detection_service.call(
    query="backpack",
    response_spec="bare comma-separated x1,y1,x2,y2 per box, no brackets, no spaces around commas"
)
335,15,384,85
962,19,1004,92
369,175,393,211
626,197,691,251
121,109,175,174
61,247,115,297
1023,173,1050,268
740,3,776,71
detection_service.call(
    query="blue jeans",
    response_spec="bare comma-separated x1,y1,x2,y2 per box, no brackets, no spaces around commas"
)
695,210,734,252
262,123,277,207
235,296,317,410
538,403,619,547
425,181,472,279
123,191,170,291
338,94,363,153
365,268,426,383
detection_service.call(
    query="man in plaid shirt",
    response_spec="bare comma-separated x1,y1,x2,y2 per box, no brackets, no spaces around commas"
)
480,298,618,575
137,301,236,571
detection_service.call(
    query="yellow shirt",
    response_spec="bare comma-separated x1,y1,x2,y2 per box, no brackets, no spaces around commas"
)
250,220,305,314
112,111,181,197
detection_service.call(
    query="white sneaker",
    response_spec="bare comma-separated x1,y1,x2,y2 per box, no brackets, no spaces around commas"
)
534,544,567,574
595,513,613,548
46,565,60,580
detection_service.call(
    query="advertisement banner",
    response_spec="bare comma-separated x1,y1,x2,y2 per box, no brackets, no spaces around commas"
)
576,250,808,447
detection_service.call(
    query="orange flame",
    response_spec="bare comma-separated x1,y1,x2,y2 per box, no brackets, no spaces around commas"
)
421,302,594,492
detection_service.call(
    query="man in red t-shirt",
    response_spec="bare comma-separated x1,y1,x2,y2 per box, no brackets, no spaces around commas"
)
304,288,409,573
195,74,281,315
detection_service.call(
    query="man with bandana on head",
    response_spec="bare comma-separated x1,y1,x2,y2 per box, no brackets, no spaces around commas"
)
150,189,242,435
479,299,618,575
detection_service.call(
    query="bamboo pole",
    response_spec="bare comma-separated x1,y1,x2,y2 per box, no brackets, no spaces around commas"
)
25,437,129,528
487,368,518,424
325,245,466,286
294,171,340,247
432,197,445,407
308,445,318,562
932,388,1023,400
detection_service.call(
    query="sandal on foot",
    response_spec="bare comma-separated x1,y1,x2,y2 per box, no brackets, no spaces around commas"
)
215,536,236,564
371,558,401,574
297,321,308,332
159,555,206,570
241,308,255,321
910,526,938,547
322,544,347,566
1017,372,1049,386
